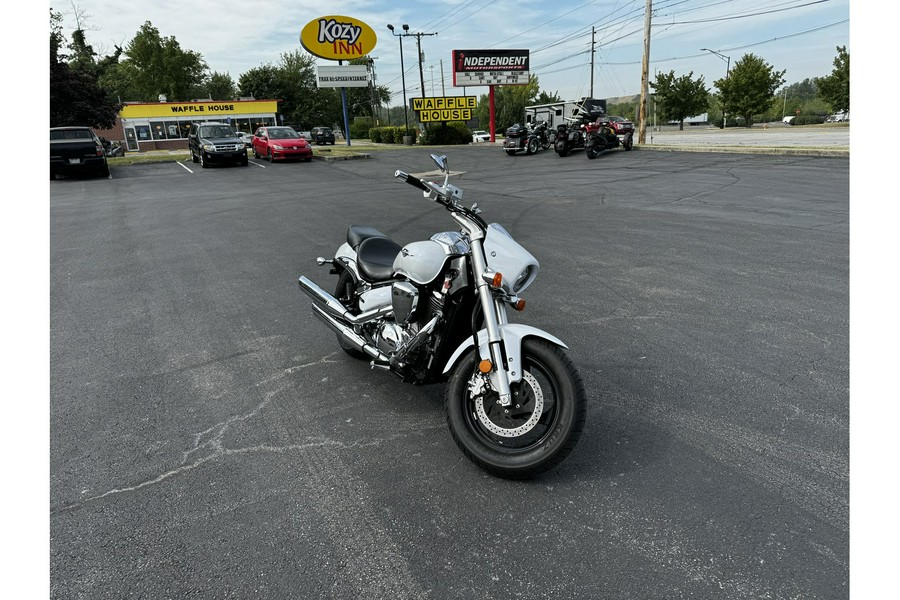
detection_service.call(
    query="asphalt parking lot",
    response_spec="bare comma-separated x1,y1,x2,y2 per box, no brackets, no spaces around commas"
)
50,146,849,599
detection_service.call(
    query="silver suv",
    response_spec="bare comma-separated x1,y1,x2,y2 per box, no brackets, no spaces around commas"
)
188,122,248,168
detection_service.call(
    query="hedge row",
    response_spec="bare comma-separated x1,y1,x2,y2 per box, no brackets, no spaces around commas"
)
369,127,418,144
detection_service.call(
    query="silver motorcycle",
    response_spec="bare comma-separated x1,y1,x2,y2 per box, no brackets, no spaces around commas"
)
298,154,586,478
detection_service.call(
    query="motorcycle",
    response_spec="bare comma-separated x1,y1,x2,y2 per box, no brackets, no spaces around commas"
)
503,121,552,156
553,113,589,157
584,117,634,159
298,154,587,479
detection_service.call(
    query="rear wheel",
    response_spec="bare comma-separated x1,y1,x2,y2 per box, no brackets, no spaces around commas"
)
526,138,539,155
334,270,367,360
445,339,587,479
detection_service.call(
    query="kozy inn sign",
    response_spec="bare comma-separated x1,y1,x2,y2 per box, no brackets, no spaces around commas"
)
410,96,477,123
300,15,377,60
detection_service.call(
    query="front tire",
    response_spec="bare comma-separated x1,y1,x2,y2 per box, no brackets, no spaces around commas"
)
445,338,587,479
526,138,539,155
555,140,569,157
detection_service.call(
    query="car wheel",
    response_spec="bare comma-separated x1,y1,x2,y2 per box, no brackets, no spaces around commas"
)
253,148,260,159
191,149,199,164
200,152,208,168
267,149,274,163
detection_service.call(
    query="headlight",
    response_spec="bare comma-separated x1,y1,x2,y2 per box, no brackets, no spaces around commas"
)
513,265,538,293
273,144,284,150
202,143,215,152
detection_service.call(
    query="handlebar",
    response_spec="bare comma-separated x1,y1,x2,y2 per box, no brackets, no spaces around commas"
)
394,170,429,192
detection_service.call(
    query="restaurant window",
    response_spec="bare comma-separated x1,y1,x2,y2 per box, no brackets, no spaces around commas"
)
178,122,192,138
165,121,181,138
150,121,167,140
135,125,151,141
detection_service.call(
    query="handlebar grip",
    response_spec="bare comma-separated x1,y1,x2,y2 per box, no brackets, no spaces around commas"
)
394,170,429,191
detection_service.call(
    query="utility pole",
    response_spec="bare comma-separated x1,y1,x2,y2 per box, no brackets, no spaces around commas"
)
638,0,652,144
411,31,438,99
590,26,596,98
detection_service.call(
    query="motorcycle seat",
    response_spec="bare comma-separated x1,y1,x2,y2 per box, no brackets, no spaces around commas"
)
347,224,390,249
357,236,402,281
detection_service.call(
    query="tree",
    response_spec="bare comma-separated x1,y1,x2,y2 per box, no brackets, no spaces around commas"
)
202,71,236,101
534,90,563,105
715,53,786,127
815,46,849,113
100,21,208,102
50,8,120,128
650,71,709,130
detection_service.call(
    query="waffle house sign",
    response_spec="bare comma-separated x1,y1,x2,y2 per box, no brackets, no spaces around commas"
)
300,16,377,60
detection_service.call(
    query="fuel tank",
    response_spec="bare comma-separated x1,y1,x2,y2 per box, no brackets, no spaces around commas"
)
393,240,451,285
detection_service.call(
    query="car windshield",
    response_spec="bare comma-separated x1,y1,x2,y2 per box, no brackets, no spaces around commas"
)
267,128,300,139
199,125,236,138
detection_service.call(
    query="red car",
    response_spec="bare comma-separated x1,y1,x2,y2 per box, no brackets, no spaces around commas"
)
605,115,635,136
251,126,313,162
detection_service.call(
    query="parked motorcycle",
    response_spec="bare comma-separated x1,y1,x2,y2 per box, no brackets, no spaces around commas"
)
553,113,589,157
298,154,587,479
584,117,634,159
503,121,552,156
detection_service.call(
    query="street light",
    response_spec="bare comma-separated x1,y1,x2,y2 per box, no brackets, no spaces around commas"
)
387,23,411,138
701,48,731,129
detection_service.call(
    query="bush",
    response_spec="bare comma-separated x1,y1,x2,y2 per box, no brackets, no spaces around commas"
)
350,119,371,139
792,114,825,126
369,126,417,144
419,121,472,145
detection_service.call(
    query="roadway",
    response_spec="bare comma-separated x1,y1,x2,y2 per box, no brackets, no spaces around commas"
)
50,145,849,599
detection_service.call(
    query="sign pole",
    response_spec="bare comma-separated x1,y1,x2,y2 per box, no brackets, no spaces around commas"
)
339,59,352,146
489,86,496,143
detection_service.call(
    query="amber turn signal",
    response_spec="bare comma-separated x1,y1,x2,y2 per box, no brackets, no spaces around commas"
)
513,298,526,311
491,272,503,288
478,360,493,373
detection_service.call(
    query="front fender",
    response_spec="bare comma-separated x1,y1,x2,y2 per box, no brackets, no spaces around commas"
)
442,324,568,385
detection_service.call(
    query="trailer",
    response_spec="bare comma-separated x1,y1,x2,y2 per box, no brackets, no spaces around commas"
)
524,98,607,129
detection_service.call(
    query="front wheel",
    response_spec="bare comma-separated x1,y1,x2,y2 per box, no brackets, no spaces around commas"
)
555,140,569,157
445,338,587,479
526,138,539,155
623,132,634,151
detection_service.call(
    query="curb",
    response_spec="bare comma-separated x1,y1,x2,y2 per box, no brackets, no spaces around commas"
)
314,153,372,162
634,144,849,158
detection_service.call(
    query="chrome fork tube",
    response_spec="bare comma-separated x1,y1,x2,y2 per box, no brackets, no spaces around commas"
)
468,237,513,406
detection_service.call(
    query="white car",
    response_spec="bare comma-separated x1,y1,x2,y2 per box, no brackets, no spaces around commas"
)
236,131,254,148
472,130,490,143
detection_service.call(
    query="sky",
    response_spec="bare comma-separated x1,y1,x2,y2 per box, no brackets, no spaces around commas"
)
51,0,851,103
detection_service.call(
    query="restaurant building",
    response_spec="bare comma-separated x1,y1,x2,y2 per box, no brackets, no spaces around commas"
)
95,99,280,152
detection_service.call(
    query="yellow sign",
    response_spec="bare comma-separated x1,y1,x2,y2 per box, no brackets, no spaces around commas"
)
300,15,377,60
418,109,474,123
411,97,477,111
121,100,279,119
410,96,477,122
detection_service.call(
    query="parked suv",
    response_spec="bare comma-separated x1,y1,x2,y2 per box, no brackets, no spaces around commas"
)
188,122,248,167
311,126,336,145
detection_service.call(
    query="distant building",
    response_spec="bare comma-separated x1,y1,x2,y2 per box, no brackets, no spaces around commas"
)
94,99,280,152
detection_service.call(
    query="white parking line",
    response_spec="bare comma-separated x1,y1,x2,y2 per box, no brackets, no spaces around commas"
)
249,160,266,169
176,161,194,174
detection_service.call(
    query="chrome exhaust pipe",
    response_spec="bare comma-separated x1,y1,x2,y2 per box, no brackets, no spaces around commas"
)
310,303,390,363
298,276,392,324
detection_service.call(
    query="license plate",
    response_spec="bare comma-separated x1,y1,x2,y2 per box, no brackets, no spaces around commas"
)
68,158,81,164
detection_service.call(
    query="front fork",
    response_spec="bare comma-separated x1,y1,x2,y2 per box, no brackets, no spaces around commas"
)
455,216,514,407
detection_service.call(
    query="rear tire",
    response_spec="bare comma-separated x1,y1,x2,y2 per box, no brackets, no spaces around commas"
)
445,338,587,479
334,270,368,360
526,138,539,155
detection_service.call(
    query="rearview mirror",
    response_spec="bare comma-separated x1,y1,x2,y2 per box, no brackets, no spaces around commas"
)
430,154,448,173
